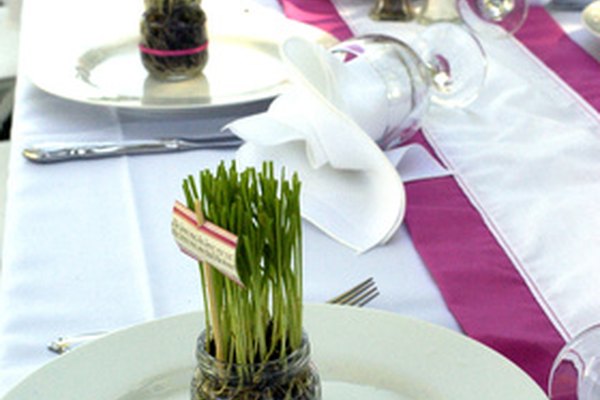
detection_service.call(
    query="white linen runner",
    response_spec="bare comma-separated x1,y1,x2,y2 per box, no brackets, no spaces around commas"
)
330,0,600,340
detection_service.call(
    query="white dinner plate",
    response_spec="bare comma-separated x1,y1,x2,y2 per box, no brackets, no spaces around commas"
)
23,0,336,111
2,304,546,399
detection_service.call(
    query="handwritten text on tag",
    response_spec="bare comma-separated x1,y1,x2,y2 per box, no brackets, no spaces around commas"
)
172,201,242,286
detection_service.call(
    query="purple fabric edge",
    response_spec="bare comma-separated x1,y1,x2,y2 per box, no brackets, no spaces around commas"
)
278,0,354,40
278,0,599,391
404,133,564,391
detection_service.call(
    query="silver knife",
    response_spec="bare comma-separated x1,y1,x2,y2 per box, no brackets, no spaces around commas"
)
547,0,593,10
23,135,243,163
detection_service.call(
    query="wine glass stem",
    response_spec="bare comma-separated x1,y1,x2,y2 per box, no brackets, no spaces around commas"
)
426,54,453,95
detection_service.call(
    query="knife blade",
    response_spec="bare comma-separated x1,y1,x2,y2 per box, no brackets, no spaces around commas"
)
23,135,243,163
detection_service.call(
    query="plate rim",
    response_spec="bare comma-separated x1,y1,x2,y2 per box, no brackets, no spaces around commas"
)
25,13,338,111
1,304,547,399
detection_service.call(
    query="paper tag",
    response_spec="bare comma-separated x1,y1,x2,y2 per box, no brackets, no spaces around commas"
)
172,201,242,286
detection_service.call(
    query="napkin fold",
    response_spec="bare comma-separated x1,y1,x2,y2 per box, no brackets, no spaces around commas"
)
226,37,449,252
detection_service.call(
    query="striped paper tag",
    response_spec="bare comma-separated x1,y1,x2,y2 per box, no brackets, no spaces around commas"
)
171,201,242,286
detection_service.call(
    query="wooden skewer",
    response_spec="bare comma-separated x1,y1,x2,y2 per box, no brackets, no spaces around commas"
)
194,199,224,361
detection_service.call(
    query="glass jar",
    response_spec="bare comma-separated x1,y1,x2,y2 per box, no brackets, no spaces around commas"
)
191,331,321,400
140,0,208,81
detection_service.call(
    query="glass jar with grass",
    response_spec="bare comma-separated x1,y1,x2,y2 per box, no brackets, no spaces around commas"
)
178,162,321,400
140,0,208,80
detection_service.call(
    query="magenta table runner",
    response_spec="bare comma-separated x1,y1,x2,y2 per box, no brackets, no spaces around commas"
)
277,0,600,391
516,8,600,109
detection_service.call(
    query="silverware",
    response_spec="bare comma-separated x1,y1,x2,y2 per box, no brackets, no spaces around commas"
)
547,0,594,10
47,278,379,355
46,332,106,355
327,277,380,307
23,134,243,163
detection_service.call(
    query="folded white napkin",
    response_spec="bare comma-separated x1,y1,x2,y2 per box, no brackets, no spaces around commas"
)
226,37,449,252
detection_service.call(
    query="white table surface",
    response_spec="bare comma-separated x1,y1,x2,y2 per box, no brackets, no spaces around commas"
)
0,0,597,396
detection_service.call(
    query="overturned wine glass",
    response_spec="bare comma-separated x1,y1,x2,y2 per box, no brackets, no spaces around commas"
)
548,324,600,400
456,0,529,37
328,23,486,148
418,0,529,37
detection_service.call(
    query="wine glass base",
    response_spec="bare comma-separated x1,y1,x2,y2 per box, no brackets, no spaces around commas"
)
414,23,487,108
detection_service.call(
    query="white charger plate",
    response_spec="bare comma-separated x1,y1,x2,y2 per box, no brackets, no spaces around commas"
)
1,304,546,399
23,0,336,110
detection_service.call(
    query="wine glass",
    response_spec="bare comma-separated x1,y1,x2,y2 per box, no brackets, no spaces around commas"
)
328,23,486,148
456,0,529,37
549,324,600,400
416,0,528,37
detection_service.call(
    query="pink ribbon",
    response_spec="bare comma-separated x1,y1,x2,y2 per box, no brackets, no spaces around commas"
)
139,41,208,57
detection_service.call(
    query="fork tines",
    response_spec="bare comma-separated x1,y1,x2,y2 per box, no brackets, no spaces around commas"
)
328,277,379,307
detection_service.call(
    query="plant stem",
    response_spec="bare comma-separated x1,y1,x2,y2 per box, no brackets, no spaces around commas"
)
182,161,303,364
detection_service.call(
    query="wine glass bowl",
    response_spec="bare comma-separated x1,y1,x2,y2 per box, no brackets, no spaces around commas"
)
328,24,487,148
457,0,529,36
549,324,600,400
330,35,431,148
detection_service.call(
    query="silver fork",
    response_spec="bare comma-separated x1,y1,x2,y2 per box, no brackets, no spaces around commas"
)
327,277,379,307
47,277,379,354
